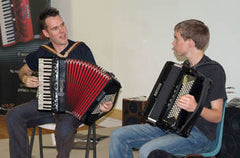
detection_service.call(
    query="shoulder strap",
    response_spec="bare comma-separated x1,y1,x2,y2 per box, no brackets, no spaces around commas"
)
41,41,83,58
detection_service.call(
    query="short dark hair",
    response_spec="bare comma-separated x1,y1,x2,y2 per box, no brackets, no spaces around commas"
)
39,7,60,30
174,19,210,50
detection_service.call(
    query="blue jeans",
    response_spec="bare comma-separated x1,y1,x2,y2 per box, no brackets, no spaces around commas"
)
6,99,82,158
109,123,212,158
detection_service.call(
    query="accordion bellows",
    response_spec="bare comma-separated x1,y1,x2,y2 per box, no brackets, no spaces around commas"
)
66,59,112,119
38,58,121,124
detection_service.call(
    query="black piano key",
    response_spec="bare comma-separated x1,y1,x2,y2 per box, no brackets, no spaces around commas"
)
2,3,9,7
2,6,11,10
7,38,15,43
43,71,52,73
5,20,13,25
6,33,14,38
6,30,14,35
4,15,12,20
3,12,11,17
5,22,13,27
43,85,51,87
43,104,52,106
5,25,13,30
43,96,51,98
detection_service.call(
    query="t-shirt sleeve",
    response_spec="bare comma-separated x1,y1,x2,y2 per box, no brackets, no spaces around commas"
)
78,43,96,65
68,42,96,64
207,65,227,102
25,50,39,71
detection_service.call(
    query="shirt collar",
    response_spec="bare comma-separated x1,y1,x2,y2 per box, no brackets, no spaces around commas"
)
184,55,211,69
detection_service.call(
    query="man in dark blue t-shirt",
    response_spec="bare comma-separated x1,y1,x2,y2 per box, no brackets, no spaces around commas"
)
6,7,113,158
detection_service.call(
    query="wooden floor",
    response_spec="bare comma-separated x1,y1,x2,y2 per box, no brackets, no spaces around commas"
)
0,109,122,139
0,116,10,139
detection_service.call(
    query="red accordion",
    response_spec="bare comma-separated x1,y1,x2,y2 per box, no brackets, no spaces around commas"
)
38,58,121,124
0,0,34,47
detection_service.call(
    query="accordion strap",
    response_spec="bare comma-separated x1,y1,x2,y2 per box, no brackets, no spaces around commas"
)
41,41,82,58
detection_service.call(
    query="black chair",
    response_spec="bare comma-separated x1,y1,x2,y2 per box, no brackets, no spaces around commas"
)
28,118,97,158
27,117,55,157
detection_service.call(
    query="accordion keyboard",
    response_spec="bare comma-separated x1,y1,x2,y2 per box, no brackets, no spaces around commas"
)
38,58,54,111
0,0,16,46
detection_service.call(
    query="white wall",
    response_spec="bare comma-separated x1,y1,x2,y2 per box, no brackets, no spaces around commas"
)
52,0,240,109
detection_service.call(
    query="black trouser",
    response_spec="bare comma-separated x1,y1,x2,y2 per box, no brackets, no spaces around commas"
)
6,100,82,158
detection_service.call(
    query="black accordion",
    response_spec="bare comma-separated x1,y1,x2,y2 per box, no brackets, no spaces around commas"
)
38,58,121,125
144,61,210,137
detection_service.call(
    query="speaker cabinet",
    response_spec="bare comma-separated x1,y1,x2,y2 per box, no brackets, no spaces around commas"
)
217,107,240,158
122,96,147,126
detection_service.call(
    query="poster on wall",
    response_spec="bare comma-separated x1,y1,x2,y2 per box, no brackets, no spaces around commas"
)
0,0,51,115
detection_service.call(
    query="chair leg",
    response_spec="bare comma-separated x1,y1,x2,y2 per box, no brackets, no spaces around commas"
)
29,127,36,157
39,127,44,158
85,125,91,158
85,123,97,158
92,123,96,158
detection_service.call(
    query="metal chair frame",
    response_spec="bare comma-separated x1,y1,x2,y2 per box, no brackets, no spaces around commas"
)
29,123,97,158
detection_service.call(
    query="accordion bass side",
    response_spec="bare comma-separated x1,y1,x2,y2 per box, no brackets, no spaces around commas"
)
143,61,210,137
38,58,121,125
